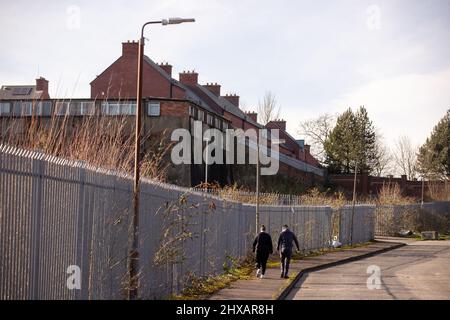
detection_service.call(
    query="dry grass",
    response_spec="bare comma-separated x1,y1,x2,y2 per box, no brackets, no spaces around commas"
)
426,181,450,201
377,183,415,205
0,108,171,181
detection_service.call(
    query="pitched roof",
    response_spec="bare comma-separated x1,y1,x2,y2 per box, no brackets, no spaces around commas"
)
0,85,44,100
193,84,263,128
143,56,220,115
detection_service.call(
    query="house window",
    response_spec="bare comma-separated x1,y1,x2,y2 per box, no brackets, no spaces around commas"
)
197,110,204,121
101,102,134,116
207,114,213,125
215,118,221,128
108,103,120,116
147,101,160,117
120,103,136,115
0,102,11,115
81,101,95,115
223,122,229,130
37,101,52,116
189,106,195,117
55,102,69,116
13,102,32,116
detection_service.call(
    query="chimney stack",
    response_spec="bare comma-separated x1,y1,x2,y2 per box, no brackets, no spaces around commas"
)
203,82,221,96
158,62,173,77
268,119,286,131
246,111,258,123
179,70,198,85
222,94,240,108
36,77,49,99
122,40,139,57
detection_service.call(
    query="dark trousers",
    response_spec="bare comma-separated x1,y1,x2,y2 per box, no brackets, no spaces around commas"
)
255,251,269,275
280,250,292,276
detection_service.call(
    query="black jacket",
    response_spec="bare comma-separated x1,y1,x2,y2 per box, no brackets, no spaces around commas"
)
253,232,273,255
277,229,300,253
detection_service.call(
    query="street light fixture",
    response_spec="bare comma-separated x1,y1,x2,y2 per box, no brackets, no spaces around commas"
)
129,17,195,300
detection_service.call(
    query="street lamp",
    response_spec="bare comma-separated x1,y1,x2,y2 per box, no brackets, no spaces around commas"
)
204,135,211,192
129,17,195,300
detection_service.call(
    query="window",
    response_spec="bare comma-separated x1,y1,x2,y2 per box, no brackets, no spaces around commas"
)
0,102,11,116
121,103,136,115
215,118,221,128
55,102,69,115
108,103,120,116
13,102,32,116
197,110,204,121
223,122,229,130
207,114,213,126
81,101,95,115
147,101,160,117
101,102,135,116
189,106,195,117
37,101,52,116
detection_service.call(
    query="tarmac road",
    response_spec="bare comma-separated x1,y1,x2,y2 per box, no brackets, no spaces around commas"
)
287,240,450,300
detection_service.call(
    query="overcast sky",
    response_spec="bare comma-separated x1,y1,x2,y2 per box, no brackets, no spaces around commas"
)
1,0,449,149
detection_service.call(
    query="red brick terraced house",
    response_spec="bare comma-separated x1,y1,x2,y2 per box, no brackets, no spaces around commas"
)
91,41,324,190
0,41,324,190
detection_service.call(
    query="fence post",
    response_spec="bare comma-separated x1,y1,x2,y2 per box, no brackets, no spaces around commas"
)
30,152,44,300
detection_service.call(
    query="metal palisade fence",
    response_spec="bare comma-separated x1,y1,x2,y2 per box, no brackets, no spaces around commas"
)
1,145,446,299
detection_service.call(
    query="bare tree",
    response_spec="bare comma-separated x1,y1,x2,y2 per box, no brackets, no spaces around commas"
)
373,134,394,177
297,113,335,164
393,136,418,180
257,91,281,125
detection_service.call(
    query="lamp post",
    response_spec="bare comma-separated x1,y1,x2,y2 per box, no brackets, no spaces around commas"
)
255,138,260,234
204,135,211,192
129,17,195,300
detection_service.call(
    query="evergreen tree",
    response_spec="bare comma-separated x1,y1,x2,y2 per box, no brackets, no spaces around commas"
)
324,106,377,174
324,108,355,174
416,109,450,179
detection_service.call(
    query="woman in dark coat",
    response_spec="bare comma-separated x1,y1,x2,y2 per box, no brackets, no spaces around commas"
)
252,225,273,278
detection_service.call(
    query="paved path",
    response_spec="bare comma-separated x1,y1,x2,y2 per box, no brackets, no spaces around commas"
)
288,240,450,300
209,241,402,300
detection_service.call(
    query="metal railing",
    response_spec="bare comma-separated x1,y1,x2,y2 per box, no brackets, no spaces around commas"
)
1,145,447,299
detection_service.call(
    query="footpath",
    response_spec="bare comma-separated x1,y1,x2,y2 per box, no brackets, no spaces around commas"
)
209,240,405,300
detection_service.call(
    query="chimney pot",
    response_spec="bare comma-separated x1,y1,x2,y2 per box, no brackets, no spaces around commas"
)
222,94,240,108
203,82,221,96
122,41,139,57
179,70,198,85
158,62,173,77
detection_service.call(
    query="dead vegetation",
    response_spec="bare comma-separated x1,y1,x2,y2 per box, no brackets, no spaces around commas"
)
0,110,172,181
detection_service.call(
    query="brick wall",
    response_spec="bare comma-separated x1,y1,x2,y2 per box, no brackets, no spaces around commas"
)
90,42,185,100
329,174,448,199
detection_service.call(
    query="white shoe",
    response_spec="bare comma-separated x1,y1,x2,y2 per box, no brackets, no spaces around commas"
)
256,269,261,277
260,274,264,279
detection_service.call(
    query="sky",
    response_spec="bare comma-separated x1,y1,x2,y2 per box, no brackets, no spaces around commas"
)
1,0,449,150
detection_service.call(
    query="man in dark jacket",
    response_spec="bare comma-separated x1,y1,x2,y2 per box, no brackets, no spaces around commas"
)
252,225,273,279
277,225,300,278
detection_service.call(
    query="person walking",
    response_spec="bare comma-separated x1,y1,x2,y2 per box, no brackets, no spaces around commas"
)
277,225,300,279
252,225,273,279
